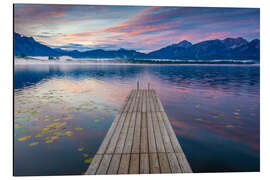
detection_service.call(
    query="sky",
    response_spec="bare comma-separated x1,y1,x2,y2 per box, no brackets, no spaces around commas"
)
14,4,260,53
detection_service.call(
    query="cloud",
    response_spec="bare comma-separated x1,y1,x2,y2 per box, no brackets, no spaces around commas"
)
14,5,260,52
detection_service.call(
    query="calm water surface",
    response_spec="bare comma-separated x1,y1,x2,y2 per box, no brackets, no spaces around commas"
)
14,64,260,175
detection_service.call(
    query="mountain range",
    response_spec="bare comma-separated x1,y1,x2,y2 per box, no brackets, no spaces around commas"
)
14,32,260,61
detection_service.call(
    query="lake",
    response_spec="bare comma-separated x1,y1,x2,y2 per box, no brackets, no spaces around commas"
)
14,63,260,176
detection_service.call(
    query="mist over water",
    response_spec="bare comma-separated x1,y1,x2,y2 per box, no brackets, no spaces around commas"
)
14,64,259,175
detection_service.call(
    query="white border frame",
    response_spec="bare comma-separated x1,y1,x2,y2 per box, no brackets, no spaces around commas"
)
1,0,269,180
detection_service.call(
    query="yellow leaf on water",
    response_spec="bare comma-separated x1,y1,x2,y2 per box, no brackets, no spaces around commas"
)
78,147,84,152
45,140,53,143
83,153,88,158
18,136,31,141
51,136,59,140
74,128,83,131
41,127,50,133
84,157,93,164
64,131,73,136
29,142,39,147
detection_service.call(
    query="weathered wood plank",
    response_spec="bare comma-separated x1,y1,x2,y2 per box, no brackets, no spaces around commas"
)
107,154,121,174
151,112,165,152
118,154,131,174
140,153,149,174
128,90,137,113
129,154,140,174
115,113,132,153
85,155,103,175
167,153,182,173
157,112,174,152
156,95,165,112
96,113,122,154
149,153,160,174
158,153,171,173
106,113,127,154
160,111,183,153
175,153,193,173
123,112,136,153
137,90,142,112
123,90,135,112
140,112,148,153
150,90,158,112
119,90,134,113
133,92,139,112
147,112,157,153
142,90,147,113
149,90,155,112
132,112,141,153
96,154,112,174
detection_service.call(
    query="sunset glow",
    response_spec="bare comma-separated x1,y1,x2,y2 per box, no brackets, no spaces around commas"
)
14,4,260,52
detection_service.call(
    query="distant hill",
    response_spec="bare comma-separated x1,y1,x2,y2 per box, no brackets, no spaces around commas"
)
149,38,259,60
14,32,260,61
14,32,59,56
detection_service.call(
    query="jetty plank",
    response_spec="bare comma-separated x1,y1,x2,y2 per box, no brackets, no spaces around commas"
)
85,88,192,175
96,154,112,174
107,154,121,174
140,153,149,174
118,154,131,174
147,112,157,153
149,153,160,174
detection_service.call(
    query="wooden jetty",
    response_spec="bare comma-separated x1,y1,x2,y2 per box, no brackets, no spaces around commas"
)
86,83,192,175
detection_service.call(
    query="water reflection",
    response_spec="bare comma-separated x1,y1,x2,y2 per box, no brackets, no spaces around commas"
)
14,64,259,175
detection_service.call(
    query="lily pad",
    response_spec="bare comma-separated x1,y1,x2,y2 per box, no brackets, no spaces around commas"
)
75,128,83,131
45,140,53,143
41,127,50,133
83,153,88,158
233,112,239,115
195,118,203,121
29,142,39,147
84,157,93,164
18,136,31,141
94,119,100,123
78,147,84,152
64,131,73,136
51,136,59,140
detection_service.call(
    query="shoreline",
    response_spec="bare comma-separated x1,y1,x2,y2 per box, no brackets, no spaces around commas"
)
14,57,260,66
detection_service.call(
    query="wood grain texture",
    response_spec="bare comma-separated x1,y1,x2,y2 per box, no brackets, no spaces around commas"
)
85,89,192,175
